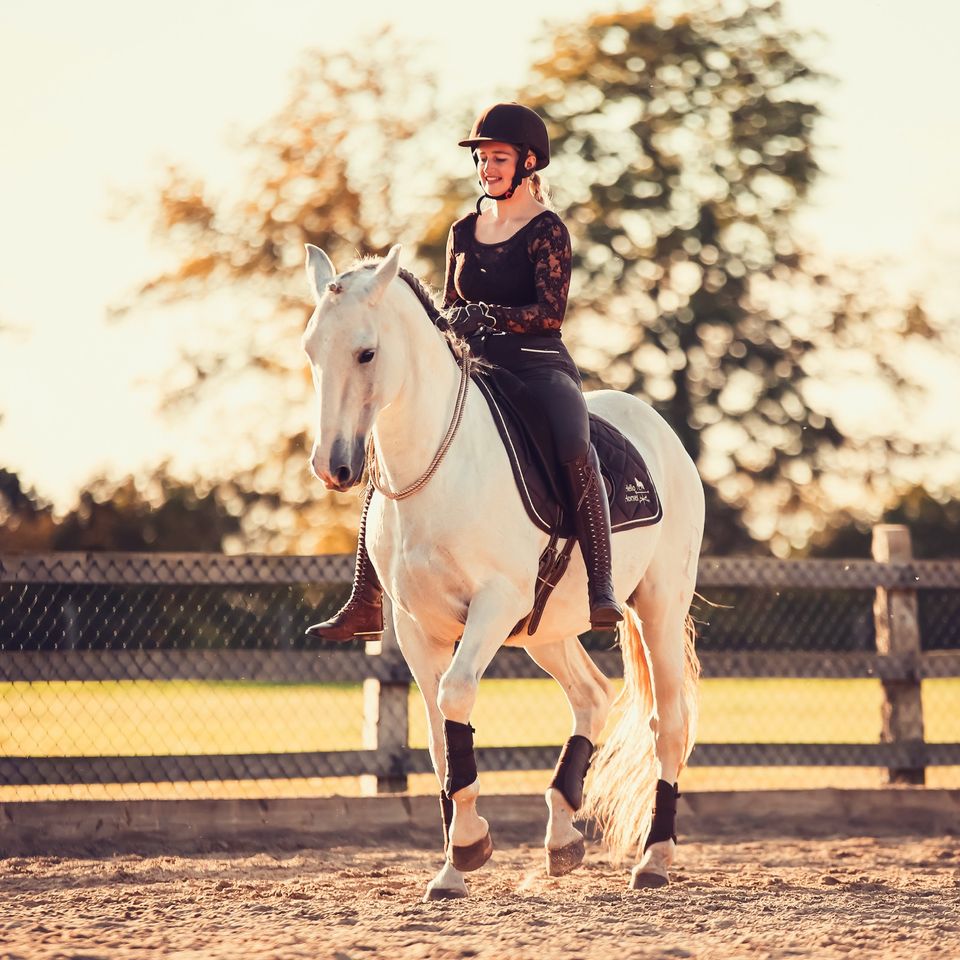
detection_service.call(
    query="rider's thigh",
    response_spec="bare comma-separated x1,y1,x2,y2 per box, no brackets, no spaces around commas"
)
523,369,590,463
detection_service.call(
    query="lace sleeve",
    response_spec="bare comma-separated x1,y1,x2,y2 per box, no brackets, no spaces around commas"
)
484,216,571,334
442,225,464,311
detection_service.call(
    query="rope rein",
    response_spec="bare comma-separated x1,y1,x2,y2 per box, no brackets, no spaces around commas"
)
365,349,474,501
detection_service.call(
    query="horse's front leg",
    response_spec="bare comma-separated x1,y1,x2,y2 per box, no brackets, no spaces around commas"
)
436,581,528,873
391,609,466,901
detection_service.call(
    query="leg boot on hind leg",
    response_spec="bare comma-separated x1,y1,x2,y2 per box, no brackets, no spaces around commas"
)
631,779,679,889
544,735,593,876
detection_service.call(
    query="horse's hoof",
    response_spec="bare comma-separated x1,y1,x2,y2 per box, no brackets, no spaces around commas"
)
546,837,585,877
423,885,468,902
630,864,669,889
450,832,493,872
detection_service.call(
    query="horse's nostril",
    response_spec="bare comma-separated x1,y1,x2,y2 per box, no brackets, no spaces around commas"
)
335,465,352,486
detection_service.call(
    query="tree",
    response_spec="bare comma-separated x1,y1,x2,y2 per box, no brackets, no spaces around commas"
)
0,469,56,551
120,4,953,556
115,28,468,552
520,1,945,554
0,466,255,553
810,487,960,560
50,470,241,552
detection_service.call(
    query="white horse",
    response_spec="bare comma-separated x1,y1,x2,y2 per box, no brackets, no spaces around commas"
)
302,243,704,899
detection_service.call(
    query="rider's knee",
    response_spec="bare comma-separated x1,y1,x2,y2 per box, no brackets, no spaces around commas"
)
556,433,590,464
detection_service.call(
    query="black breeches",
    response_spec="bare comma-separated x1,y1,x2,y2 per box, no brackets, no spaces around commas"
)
470,333,590,464
523,370,590,463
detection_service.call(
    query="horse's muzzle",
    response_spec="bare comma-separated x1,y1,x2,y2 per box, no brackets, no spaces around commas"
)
313,433,366,492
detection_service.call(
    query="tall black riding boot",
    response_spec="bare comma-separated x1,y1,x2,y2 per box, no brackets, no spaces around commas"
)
562,447,623,630
305,485,384,642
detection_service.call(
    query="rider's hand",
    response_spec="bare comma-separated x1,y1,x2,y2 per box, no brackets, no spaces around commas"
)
445,302,497,338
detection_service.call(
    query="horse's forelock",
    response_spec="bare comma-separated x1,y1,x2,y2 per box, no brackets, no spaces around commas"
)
329,260,376,293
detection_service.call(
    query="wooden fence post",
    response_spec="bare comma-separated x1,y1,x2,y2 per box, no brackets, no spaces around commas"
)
872,524,925,785
361,596,410,794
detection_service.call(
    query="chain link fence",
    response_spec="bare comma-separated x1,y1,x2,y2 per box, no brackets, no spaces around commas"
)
2,537,959,802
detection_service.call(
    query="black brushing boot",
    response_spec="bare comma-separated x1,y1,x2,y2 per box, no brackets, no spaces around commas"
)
645,779,680,850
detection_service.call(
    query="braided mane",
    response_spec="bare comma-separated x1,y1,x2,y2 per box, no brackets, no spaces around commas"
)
397,267,442,323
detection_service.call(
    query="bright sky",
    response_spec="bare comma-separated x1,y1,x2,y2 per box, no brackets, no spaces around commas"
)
1,0,959,509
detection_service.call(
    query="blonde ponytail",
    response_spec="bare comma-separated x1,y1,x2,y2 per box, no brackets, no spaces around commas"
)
528,171,552,208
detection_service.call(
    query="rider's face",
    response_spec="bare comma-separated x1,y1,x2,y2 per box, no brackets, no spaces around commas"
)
475,142,519,196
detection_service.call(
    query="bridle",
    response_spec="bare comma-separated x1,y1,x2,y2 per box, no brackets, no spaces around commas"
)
364,273,478,501
365,349,471,501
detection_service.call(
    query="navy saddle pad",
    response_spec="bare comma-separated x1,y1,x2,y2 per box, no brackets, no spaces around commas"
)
473,368,662,538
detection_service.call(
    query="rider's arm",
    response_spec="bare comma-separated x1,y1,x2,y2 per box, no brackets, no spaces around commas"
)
442,225,466,311
481,216,572,334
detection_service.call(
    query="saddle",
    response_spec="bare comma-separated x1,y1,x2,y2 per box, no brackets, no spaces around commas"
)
473,368,662,537
472,367,662,634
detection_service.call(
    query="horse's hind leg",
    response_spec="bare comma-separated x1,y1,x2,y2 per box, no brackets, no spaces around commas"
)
525,636,616,877
392,610,467,901
627,577,698,889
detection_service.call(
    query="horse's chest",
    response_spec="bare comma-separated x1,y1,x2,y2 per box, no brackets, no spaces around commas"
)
370,520,470,623
394,544,465,603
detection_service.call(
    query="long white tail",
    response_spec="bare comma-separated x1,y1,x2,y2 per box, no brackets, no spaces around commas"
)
581,606,700,864
680,611,700,764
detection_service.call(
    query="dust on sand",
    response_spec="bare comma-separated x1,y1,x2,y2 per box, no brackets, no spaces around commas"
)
2,835,958,960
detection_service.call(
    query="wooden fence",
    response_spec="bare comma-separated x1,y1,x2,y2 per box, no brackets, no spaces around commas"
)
2,524,959,794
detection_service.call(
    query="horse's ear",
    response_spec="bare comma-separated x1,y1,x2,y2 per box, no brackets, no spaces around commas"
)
305,244,336,301
367,245,402,306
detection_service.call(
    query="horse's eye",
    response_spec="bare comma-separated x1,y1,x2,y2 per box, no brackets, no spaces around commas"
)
358,349,376,365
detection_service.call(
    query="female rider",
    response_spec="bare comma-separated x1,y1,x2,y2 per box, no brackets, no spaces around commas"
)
308,101,623,640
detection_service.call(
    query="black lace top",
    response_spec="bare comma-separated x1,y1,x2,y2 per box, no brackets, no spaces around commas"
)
443,210,572,336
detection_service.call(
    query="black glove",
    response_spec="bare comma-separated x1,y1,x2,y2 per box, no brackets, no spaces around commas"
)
445,302,497,338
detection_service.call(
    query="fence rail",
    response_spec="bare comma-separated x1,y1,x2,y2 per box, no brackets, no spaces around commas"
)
2,524,958,795
3,648,960,685
4,551,960,590
6,743,960,790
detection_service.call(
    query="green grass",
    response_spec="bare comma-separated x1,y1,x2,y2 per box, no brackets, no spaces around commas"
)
2,677,958,799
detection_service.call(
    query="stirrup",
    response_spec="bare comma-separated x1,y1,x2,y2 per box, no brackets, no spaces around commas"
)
589,596,623,630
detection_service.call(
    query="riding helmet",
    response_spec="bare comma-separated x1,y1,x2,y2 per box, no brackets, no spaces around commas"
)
458,102,550,171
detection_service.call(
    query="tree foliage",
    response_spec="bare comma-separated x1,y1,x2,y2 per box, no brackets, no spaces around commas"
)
117,28,455,393
0,470,56,551
0,468,242,552
520,1,943,553
51,472,241,552
116,3,952,556
810,487,960,560
115,29,467,551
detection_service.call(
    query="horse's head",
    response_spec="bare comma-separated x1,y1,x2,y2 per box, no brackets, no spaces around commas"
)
301,243,409,491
